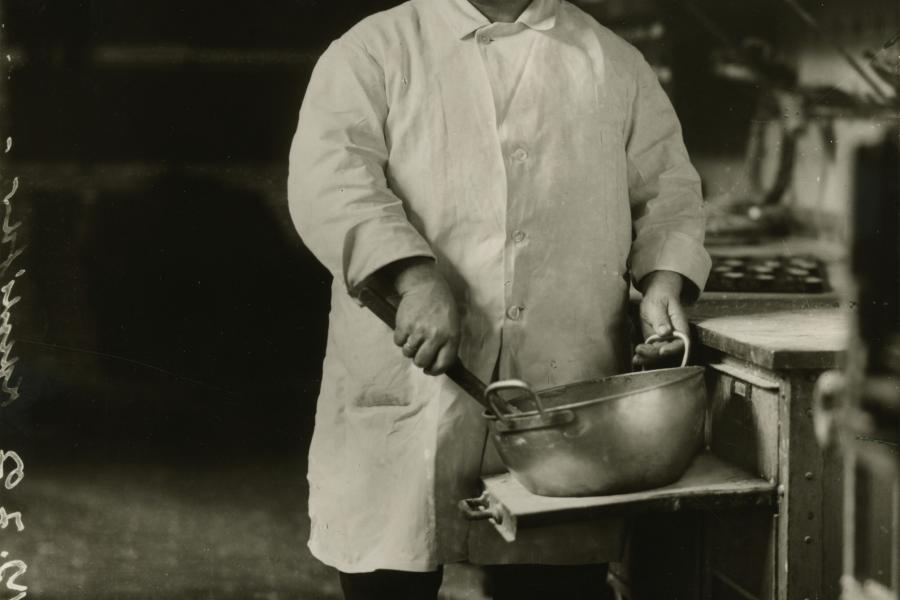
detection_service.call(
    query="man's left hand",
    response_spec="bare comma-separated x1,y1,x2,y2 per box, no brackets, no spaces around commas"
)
633,270,689,369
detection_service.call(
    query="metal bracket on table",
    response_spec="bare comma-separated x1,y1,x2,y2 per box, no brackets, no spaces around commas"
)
458,491,518,542
732,378,752,401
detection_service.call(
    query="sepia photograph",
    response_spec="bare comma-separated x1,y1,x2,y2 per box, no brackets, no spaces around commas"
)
0,0,898,598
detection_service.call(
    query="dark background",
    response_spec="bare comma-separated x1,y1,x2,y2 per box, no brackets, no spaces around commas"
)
0,1,782,597
0,0,410,462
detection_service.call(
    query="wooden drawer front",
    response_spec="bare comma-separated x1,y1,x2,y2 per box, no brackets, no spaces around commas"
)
707,363,781,481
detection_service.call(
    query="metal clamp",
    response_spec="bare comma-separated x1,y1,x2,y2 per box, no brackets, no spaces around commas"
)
458,491,518,541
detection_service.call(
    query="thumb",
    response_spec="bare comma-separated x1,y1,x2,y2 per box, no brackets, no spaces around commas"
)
667,297,690,336
641,296,673,338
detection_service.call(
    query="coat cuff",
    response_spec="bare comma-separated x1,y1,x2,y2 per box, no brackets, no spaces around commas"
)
629,231,711,303
343,216,436,293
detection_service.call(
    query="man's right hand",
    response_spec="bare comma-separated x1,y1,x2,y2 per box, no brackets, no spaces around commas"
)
387,258,460,376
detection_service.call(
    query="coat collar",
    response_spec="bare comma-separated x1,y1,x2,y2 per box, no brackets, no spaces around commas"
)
437,0,560,40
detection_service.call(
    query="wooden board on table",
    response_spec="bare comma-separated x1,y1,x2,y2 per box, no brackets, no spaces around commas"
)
481,453,775,531
691,308,848,370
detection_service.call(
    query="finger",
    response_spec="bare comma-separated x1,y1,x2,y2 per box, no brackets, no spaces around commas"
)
426,340,458,376
641,297,673,339
656,339,685,357
634,341,683,368
394,328,409,347
393,316,413,347
401,333,424,358
667,298,690,335
413,336,442,370
394,328,408,347
633,353,658,369
634,343,662,360
636,352,680,369
632,348,658,368
633,343,658,355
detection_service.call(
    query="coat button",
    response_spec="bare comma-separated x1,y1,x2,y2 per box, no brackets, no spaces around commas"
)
506,305,523,320
512,230,527,244
512,147,528,162
478,34,493,44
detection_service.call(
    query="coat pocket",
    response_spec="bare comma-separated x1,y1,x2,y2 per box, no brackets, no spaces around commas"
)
330,293,414,408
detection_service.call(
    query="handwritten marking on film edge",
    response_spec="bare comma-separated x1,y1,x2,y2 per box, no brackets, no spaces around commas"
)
0,552,25,600
0,132,28,600
0,175,24,407
0,449,23,532
0,450,26,600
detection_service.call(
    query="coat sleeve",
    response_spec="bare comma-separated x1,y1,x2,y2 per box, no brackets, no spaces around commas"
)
287,39,435,293
625,56,711,302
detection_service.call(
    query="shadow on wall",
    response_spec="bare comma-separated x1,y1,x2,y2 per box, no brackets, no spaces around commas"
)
4,171,333,461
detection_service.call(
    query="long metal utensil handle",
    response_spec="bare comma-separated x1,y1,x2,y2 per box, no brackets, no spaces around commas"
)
355,281,490,409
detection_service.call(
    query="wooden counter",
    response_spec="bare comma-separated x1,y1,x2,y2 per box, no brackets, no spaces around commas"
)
687,295,847,599
689,302,849,370
610,239,851,599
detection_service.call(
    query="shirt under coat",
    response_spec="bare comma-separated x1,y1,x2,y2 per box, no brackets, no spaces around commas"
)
288,0,711,573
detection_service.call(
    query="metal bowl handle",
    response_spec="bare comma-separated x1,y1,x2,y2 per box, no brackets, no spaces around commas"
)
484,379,545,424
643,330,691,368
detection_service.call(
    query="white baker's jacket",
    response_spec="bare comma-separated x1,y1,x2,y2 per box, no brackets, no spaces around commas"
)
288,0,711,573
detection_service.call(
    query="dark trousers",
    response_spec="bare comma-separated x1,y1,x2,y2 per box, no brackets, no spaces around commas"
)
339,563,612,600
339,567,444,600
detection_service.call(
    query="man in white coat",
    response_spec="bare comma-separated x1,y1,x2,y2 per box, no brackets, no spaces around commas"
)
288,0,711,597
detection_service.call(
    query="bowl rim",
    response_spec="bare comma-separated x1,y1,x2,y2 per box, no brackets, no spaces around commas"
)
482,365,705,422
